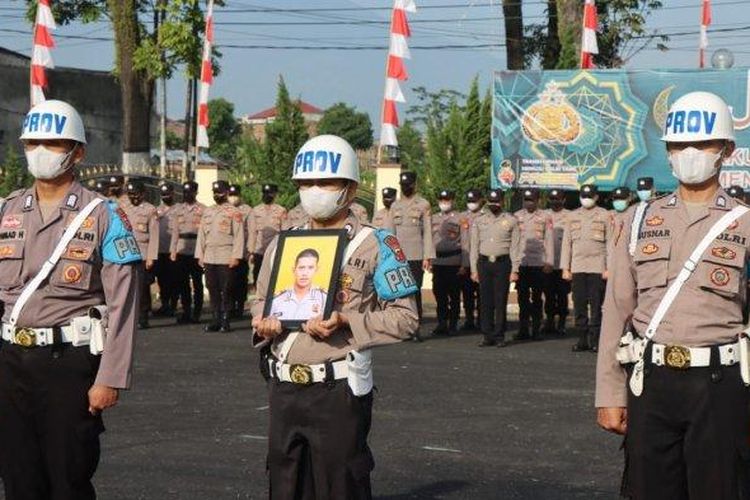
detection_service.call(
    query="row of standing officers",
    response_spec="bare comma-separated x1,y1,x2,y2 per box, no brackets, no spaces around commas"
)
102,172,669,350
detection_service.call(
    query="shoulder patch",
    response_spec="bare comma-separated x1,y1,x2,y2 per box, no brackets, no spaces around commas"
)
373,229,418,301
101,201,142,265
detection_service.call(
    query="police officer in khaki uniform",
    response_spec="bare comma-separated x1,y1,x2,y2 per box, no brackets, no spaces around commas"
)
597,92,750,498
196,181,244,333
431,189,469,336
228,184,255,318
561,184,610,352
124,181,159,329
282,202,308,230
390,171,434,340
155,183,178,316
372,187,396,229
606,186,631,273
460,188,484,331
471,189,520,347
0,100,141,500
252,135,418,499
514,188,555,340
543,189,571,335
105,175,126,205
170,181,205,324
252,184,287,287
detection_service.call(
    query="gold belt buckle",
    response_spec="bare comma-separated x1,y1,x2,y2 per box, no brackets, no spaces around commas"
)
14,328,36,348
289,364,313,385
488,255,497,263
664,345,691,369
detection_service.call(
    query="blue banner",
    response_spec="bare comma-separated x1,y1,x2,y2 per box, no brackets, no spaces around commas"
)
491,69,750,191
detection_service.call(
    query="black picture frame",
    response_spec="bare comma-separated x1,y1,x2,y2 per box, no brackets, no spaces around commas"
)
262,229,348,330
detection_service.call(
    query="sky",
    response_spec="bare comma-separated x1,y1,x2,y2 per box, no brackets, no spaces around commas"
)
2,0,750,132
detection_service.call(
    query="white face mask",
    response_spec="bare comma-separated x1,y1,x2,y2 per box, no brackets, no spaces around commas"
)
25,145,75,180
227,195,240,206
467,202,480,212
438,202,452,213
669,147,723,185
299,185,348,221
580,197,596,209
636,190,652,202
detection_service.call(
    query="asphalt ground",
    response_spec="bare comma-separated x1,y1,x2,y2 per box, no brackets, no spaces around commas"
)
1,306,625,500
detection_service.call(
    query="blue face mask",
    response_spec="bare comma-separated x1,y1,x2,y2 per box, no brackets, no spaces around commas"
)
636,190,651,202
613,200,629,212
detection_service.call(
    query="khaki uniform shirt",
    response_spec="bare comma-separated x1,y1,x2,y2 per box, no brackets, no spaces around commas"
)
0,182,141,389
283,203,308,230
251,214,419,365
547,208,572,270
390,195,435,261
596,189,750,407
560,206,610,274
252,203,287,255
372,207,392,229
469,212,521,274
350,202,370,225
432,210,469,267
195,203,245,265
169,202,206,256
156,202,176,256
514,209,555,268
606,208,631,272
123,201,159,262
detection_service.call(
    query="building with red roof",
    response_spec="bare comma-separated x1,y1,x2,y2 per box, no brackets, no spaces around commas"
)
241,100,324,142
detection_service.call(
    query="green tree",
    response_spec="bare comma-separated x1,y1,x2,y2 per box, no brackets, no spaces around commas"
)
317,103,373,150
524,0,665,69
232,76,309,209
26,0,222,169
396,121,425,173
207,98,240,162
1,146,32,198
166,130,185,150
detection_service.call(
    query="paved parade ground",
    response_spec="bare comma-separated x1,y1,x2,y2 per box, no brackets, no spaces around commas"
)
3,310,624,500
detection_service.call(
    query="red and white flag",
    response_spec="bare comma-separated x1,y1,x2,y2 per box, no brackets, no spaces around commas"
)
196,0,215,149
31,0,56,106
700,0,711,68
379,0,416,149
580,0,598,69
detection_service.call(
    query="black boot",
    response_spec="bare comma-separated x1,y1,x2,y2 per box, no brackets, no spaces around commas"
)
219,313,231,333
531,316,542,340
557,316,567,336
191,307,202,324
431,323,448,336
516,323,530,341
204,312,220,332
544,317,556,335
177,307,191,324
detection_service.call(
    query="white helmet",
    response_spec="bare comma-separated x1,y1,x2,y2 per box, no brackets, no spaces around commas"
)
20,99,87,144
661,91,734,142
292,134,359,184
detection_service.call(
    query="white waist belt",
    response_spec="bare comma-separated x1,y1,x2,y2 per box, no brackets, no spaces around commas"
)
2,323,75,347
651,341,739,368
269,358,349,384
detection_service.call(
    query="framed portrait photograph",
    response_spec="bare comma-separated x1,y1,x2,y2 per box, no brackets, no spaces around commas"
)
263,229,348,329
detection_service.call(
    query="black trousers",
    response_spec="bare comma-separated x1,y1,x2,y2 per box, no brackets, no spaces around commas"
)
268,379,374,500
408,260,424,321
253,253,264,288
204,264,233,318
0,343,105,500
138,264,154,322
624,360,750,499
433,265,461,329
155,253,177,310
517,266,544,333
461,275,479,325
544,269,570,320
231,259,250,313
571,272,605,348
478,255,511,342
176,254,204,317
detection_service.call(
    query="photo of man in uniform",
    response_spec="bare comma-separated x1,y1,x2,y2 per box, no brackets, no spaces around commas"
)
270,248,328,320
